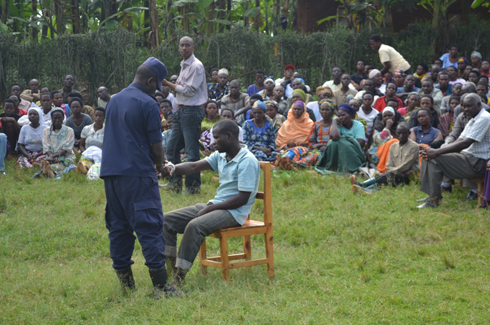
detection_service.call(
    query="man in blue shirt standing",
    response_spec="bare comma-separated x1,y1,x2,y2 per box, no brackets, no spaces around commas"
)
162,120,260,286
100,57,180,298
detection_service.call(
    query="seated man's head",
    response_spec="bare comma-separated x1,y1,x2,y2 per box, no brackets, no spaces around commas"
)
40,86,50,94
386,98,399,110
395,123,410,145
404,75,416,89
331,66,343,80
29,79,40,93
97,86,111,101
462,93,482,119
67,92,83,105
63,75,75,88
212,119,240,153
255,70,265,85
8,95,19,109
421,80,434,95
2,99,16,117
159,100,172,118
52,91,63,107
341,74,351,88
273,85,284,99
363,79,375,93
217,69,229,87
283,64,295,79
229,80,241,97
220,108,235,121
10,84,21,96
40,92,53,113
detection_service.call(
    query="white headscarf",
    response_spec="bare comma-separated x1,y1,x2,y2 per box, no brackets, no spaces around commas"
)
28,106,45,127
218,68,229,76
382,106,395,116
369,69,381,79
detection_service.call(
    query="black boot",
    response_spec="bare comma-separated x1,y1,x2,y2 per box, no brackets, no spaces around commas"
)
166,256,177,276
115,267,136,291
149,267,184,299
170,268,188,287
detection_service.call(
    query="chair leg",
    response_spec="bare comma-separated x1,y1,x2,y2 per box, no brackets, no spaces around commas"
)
478,182,484,207
265,231,275,278
243,235,251,263
219,234,230,281
199,239,208,277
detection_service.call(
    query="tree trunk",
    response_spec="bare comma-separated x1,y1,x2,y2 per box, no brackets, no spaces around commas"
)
148,0,159,48
226,0,231,30
206,1,215,36
218,0,226,32
1,0,9,24
255,0,260,32
264,0,269,35
243,1,249,27
54,0,65,35
71,0,81,34
143,0,150,47
31,0,38,41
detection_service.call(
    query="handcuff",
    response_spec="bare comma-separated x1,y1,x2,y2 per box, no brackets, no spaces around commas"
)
164,161,175,174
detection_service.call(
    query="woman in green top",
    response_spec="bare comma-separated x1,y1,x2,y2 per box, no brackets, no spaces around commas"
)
200,101,220,133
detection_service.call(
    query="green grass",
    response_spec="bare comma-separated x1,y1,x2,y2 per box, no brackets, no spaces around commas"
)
1,159,489,324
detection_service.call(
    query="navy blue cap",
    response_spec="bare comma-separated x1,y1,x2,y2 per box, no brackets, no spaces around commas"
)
142,57,168,91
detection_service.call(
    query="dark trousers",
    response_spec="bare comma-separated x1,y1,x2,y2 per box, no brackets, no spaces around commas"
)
104,175,166,270
420,152,485,199
166,106,205,191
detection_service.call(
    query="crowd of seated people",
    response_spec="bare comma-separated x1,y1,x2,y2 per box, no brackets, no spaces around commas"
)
2,35,490,209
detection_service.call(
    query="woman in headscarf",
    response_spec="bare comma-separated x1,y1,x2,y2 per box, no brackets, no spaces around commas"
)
296,99,335,167
307,86,334,121
367,106,401,173
264,100,285,133
40,107,76,178
316,104,366,174
286,79,313,107
243,101,278,162
284,89,316,121
276,101,314,150
275,101,314,169
15,106,48,168
471,51,482,70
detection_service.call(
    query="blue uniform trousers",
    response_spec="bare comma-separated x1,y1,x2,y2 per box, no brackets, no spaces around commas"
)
104,175,166,270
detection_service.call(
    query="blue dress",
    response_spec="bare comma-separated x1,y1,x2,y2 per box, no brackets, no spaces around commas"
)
243,120,278,162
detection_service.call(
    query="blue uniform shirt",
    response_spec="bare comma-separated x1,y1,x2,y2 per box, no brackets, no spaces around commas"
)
205,146,260,225
100,82,163,178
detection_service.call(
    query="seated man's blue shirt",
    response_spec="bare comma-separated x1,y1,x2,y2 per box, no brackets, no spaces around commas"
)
205,146,260,225
100,82,163,178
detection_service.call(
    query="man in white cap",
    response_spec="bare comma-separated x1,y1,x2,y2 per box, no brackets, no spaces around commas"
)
208,68,229,101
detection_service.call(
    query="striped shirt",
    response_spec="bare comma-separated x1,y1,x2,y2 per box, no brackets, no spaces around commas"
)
461,108,490,159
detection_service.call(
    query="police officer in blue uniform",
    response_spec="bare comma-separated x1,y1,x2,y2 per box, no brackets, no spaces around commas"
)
100,57,180,298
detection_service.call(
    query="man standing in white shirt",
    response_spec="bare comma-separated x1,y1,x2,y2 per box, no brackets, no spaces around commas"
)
369,34,411,76
162,36,208,194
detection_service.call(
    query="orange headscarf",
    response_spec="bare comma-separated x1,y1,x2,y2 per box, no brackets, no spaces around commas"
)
276,101,314,148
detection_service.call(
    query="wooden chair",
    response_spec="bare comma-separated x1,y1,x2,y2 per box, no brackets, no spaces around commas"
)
199,161,274,281
468,177,485,207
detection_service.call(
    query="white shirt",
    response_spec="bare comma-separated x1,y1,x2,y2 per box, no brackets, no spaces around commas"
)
461,108,490,159
321,80,356,92
174,54,208,106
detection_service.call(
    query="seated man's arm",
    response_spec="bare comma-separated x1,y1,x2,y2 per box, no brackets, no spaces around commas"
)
174,159,213,176
197,191,251,217
423,137,474,160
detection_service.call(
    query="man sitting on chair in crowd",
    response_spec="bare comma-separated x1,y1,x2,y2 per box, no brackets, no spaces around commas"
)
417,93,490,208
162,119,260,287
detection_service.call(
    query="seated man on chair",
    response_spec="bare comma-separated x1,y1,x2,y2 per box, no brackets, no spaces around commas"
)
163,119,261,286
418,93,490,208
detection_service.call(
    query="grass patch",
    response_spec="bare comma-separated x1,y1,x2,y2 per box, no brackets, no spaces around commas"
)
1,160,490,324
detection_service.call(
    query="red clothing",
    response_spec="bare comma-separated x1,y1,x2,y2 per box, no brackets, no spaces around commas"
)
481,72,490,79
373,96,403,112
17,109,28,116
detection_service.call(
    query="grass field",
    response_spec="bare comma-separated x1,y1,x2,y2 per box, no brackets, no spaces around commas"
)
1,159,489,324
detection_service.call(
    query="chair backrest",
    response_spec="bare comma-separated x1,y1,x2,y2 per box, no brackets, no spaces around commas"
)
250,162,272,226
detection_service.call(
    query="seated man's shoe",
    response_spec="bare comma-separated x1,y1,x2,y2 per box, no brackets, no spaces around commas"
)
417,197,440,208
352,185,372,195
441,184,452,193
160,182,182,193
183,187,201,195
350,174,358,186
462,190,478,201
